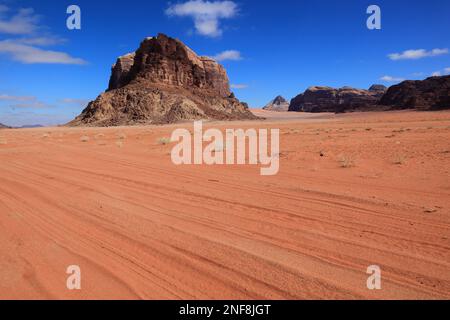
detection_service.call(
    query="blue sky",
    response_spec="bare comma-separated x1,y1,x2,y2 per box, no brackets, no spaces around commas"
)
0,0,449,126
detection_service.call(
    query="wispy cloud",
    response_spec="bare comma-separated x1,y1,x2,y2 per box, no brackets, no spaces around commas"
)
16,36,66,46
166,0,238,37
0,7,40,34
388,48,448,60
60,98,90,108
0,93,52,109
0,6,86,65
230,84,248,89
211,50,242,62
0,40,86,64
0,94,36,101
10,101,51,109
429,67,450,77
380,75,405,82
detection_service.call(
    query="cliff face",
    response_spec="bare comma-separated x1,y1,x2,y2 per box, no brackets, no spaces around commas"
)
379,76,450,110
289,85,387,113
263,96,290,112
69,34,256,126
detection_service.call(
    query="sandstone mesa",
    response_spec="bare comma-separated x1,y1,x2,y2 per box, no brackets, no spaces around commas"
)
69,34,257,127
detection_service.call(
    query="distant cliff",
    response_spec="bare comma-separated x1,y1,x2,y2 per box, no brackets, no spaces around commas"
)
379,75,450,110
289,85,387,113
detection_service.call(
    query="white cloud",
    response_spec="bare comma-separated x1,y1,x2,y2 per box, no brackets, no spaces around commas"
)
0,7,40,35
17,36,66,46
166,0,238,37
431,71,442,77
0,6,85,65
0,94,36,101
60,98,90,107
0,94,51,109
10,101,50,109
0,40,86,65
388,48,448,60
212,50,242,62
444,68,450,74
380,75,405,82
230,84,248,89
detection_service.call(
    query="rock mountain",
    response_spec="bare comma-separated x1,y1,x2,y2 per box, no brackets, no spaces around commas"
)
263,96,290,112
379,75,450,110
69,34,256,126
289,85,387,113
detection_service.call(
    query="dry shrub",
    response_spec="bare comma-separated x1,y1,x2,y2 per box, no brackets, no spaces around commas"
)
117,132,126,140
158,137,171,145
392,154,406,165
338,154,355,168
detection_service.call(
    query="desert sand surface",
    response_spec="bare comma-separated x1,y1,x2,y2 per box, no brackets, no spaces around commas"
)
0,110,449,300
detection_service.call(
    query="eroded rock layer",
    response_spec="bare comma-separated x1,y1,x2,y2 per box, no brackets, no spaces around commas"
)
379,76,450,110
70,34,256,126
289,85,387,113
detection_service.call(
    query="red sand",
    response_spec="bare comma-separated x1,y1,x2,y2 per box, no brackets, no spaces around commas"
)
0,110,449,299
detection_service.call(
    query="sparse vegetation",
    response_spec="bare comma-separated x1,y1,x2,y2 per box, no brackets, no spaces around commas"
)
80,136,90,143
338,154,355,168
392,154,406,165
158,137,171,145
117,132,127,140
116,141,124,148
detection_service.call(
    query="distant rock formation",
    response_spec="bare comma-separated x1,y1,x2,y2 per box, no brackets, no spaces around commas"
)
379,75,450,110
0,123,10,129
69,34,256,126
289,85,387,113
369,84,388,93
20,124,44,128
263,95,290,111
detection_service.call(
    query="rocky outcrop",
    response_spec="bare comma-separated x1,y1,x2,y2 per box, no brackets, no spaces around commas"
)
263,96,290,111
0,123,10,129
108,52,135,91
369,84,388,93
289,85,387,113
69,34,256,126
379,75,450,110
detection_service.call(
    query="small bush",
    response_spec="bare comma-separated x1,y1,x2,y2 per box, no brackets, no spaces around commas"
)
158,137,171,145
117,132,126,140
392,154,406,165
80,136,90,143
338,154,355,168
